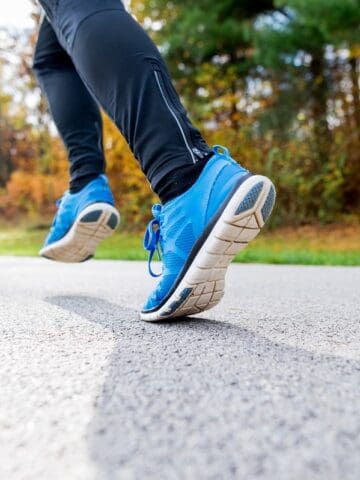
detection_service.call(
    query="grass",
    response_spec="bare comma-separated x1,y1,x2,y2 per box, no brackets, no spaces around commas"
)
0,223,359,266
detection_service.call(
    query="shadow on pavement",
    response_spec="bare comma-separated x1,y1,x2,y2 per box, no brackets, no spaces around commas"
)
46,295,360,480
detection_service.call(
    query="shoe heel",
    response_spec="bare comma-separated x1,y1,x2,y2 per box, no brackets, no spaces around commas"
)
107,213,120,230
235,181,265,216
80,205,120,231
80,210,103,223
226,175,276,229
41,203,120,263
261,184,276,223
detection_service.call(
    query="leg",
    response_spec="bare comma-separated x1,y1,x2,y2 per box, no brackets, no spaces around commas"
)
33,17,120,262
33,16,105,193
38,0,213,203
38,1,276,317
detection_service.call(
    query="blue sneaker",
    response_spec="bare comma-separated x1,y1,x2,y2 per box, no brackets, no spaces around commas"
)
141,145,276,321
40,174,120,263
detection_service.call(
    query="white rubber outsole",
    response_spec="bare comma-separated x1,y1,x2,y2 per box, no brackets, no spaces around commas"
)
141,175,276,321
39,203,120,263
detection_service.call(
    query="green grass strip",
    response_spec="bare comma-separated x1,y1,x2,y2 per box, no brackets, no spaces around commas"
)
0,228,359,266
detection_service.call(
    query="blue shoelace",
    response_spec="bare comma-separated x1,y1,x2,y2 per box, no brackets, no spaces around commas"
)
143,203,163,278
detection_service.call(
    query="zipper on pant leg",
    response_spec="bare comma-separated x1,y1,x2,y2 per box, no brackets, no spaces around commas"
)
153,69,198,164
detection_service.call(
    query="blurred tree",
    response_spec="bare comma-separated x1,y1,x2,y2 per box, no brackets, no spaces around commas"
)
0,72,13,186
130,0,360,222
255,0,360,210
1,0,359,226
131,0,277,130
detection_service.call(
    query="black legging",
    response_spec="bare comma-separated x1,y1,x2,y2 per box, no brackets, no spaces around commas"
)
33,0,212,198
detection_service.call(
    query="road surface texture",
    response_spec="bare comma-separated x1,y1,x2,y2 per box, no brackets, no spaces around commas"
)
0,257,359,480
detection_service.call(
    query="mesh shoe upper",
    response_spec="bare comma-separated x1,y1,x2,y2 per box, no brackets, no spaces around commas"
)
43,174,115,247
142,146,249,312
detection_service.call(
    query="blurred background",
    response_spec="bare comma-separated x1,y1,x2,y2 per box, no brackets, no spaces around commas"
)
0,0,359,264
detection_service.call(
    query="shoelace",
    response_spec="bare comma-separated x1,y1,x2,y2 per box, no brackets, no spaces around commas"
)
143,204,163,278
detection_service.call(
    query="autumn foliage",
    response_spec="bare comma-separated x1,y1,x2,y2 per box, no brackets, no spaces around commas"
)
0,0,359,229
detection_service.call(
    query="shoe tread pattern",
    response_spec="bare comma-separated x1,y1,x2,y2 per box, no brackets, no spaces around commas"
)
40,203,119,263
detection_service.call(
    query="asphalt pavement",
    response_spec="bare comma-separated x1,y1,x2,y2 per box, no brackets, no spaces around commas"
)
0,257,359,480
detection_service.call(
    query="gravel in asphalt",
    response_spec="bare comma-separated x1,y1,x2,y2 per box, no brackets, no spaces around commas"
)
0,258,359,480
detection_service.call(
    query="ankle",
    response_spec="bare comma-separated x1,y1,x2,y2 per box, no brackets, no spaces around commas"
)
69,173,101,194
155,153,214,204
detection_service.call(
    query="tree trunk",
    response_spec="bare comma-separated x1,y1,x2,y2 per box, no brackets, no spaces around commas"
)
310,52,331,165
343,56,360,210
350,57,360,140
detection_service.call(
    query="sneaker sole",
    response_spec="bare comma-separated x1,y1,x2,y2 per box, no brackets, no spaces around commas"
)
141,175,276,321
39,203,120,263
